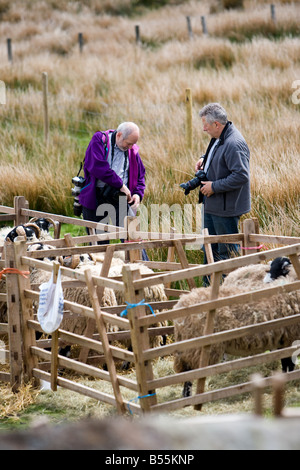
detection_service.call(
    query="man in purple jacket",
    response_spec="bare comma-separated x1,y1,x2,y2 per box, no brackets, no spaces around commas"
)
79,122,146,239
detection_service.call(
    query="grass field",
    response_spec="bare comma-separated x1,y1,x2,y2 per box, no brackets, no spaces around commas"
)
0,0,300,428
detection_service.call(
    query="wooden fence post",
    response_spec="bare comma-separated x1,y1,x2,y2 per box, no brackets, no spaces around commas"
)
251,373,265,416
242,218,260,256
78,32,84,53
7,38,13,63
194,270,222,410
78,244,116,363
125,216,142,262
203,227,215,285
4,242,23,391
185,88,193,151
14,195,29,226
13,238,38,385
50,261,60,392
186,16,193,39
42,72,49,145
122,265,157,413
270,4,276,23
201,16,208,36
272,373,286,417
84,268,126,415
135,25,141,46
173,239,196,290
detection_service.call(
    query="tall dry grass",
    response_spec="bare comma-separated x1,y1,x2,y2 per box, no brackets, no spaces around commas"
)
0,0,299,237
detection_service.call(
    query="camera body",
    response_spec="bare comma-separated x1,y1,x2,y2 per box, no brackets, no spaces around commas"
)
71,175,86,216
180,169,208,199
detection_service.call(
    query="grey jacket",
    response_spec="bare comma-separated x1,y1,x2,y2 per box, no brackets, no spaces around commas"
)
202,121,251,217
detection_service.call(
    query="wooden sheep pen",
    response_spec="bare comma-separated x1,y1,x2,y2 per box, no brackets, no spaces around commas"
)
0,196,300,415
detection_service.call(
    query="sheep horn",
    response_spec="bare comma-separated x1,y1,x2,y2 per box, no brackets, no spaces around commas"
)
59,255,80,269
29,217,59,238
24,223,41,239
29,217,56,228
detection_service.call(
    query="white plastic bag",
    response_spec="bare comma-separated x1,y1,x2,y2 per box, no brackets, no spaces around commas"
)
37,268,64,334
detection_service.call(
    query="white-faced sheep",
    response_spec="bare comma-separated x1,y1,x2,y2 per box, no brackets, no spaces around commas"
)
174,257,300,397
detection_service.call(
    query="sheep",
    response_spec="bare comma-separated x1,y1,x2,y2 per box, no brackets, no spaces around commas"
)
2,223,40,244
29,246,168,363
0,217,59,323
263,256,292,283
59,257,168,345
174,257,300,397
0,223,168,358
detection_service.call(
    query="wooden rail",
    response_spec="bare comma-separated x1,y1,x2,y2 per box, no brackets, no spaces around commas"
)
1,199,300,415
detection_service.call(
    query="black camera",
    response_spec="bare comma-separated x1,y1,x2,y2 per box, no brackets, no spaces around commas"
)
101,185,124,203
71,175,86,216
180,170,208,198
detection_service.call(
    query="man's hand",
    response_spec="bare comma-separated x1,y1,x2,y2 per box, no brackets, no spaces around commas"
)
200,181,214,197
128,194,140,209
195,157,204,172
120,184,131,201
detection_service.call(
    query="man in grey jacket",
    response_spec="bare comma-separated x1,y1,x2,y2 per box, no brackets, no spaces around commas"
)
195,103,251,268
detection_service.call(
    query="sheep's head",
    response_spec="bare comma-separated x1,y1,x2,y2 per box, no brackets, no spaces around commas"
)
264,257,292,283
5,223,40,243
59,253,96,269
27,242,57,263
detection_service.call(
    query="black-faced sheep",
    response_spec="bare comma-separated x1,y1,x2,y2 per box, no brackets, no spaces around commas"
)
174,257,300,397
0,219,59,324
3,223,40,243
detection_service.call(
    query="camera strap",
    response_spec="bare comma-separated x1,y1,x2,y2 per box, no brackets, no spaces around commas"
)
108,130,128,176
76,161,83,177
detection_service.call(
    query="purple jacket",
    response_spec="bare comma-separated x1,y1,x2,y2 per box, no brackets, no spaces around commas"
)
79,130,146,210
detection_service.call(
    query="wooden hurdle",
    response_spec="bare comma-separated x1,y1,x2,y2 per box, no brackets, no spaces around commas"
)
0,196,300,415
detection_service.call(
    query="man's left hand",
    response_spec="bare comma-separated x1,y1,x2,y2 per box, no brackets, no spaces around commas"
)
129,194,140,209
200,181,214,197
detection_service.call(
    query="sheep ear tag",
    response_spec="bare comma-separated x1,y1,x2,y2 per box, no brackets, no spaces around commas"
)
37,266,64,334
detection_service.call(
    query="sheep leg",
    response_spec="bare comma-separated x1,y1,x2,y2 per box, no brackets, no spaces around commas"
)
183,381,193,398
281,357,295,373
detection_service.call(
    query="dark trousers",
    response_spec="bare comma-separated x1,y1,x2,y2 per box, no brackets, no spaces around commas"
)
82,192,129,245
203,212,240,286
82,193,149,261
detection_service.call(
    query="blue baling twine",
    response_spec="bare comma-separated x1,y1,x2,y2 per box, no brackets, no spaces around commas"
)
120,299,156,317
127,393,156,415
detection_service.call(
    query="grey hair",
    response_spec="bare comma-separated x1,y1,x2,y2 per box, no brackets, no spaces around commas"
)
199,103,228,125
117,122,139,139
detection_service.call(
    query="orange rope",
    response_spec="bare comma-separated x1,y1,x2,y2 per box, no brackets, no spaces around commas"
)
240,244,267,251
0,268,30,280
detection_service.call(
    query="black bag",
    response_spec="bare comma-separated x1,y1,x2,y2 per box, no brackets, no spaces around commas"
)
99,185,125,203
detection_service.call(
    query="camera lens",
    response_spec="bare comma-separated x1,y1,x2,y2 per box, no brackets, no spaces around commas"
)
73,198,82,216
71,186,81,196
72,176,86,187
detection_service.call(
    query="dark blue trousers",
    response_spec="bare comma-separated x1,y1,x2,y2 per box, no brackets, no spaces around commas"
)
203,212,240,286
